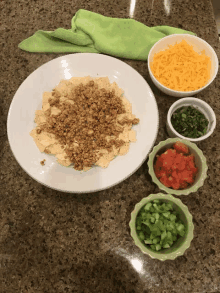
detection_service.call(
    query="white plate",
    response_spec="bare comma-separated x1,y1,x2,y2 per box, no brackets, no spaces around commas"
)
7,53,159,193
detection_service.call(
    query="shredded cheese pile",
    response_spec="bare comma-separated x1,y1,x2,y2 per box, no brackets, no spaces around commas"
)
150,40,211,91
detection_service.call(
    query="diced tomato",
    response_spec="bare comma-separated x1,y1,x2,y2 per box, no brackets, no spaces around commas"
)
162,157,174,169
177,160,186,171
155,169,166,178
187,160,195,169
154,142,198,190
171,179,180,190
155,156,163,166
160,176,171,188
179,181,188,189
174,153,183,164
191,167,198,176
166,149,176,157
186,154,195,161
173,141,189,154
172,170,178,179
154,169,160,178
167,176,174,184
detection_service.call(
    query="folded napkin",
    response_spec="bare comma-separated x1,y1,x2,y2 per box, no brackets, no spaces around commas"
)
18,9,196,60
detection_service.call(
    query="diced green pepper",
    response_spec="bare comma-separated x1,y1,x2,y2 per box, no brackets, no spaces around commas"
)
163,212,170,218
153,199,160,204
150,217,155,223
169,214,176,222
135,200,186,251
138,232,145,241
161,231,167,240
144,203,152,211
151,244,156,251
144,239,152,244
155,244,161,251
152,237,160,244
163,243,170,249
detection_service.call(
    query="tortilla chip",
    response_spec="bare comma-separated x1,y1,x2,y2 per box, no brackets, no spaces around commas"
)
121,96,132,113
56,153,72,167
51,106,61,116
111,81,124,97
35,110,47,124
42,102,50,111
128,129,136,142
95,77,111,90
119,143,130,156
46,143,64,155
42,92,53,106
54,80,73,96
56,158,72,167
65,99,74,105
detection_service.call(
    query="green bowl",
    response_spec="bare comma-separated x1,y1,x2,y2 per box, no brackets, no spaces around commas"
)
148,138,208,196
129,193,194,261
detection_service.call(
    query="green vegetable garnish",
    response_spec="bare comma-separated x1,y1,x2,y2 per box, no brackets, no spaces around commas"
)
135,200,186,252
171,106,209,138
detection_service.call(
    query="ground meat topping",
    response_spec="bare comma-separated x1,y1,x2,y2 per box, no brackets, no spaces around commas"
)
39,80,139,171
40,159,46,166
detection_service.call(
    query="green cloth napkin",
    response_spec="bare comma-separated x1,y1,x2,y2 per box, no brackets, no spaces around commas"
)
18,9,196,60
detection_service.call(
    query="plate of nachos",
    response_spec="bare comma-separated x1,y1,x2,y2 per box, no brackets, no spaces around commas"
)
7,53,158,192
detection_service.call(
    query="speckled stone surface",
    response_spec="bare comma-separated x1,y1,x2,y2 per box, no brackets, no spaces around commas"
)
0,0,220,292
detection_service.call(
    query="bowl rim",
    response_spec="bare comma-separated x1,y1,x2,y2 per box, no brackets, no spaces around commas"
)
129,193,194,261
147,138,208,195
147,34,219,94
167,97,217,142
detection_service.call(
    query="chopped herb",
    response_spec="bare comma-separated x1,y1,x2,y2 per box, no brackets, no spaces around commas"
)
171,106,209,138
136,200,186,251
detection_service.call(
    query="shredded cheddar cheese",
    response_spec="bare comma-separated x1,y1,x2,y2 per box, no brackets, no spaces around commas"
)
150,40,211,92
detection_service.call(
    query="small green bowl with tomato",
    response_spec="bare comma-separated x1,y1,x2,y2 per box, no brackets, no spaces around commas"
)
148,138,208,196
129,193,194,261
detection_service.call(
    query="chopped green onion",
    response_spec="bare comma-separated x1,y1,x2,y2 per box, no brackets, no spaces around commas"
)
171,106,209,138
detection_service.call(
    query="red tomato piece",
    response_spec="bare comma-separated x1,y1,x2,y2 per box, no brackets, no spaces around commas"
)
177,158,186,171
155,156,163,166
173,141,189,154
174,153,182,164
155,169,165,178
171,179,180,190
160,176,171,188
179,181,188,189
173,171,180,180
153,143,198,190
186,154,195,161
191,167,198,176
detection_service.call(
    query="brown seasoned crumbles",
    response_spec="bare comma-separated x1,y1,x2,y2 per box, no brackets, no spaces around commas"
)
40,159,46,166
30,76,139,171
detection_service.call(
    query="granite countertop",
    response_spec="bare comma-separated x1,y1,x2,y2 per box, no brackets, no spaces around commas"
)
0,0,220,292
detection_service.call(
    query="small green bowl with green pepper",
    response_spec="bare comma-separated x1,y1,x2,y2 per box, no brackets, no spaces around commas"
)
166,97,216,142
129,193,194,261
